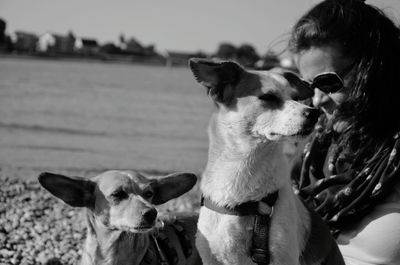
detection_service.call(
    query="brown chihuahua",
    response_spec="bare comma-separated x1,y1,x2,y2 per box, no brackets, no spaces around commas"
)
39,170,202,265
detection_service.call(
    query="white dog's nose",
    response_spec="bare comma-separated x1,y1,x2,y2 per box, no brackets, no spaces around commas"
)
303,107,320,123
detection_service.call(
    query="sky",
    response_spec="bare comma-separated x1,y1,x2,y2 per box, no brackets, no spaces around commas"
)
1,0,400,55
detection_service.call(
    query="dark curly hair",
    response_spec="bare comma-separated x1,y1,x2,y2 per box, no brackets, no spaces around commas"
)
289,0,400,153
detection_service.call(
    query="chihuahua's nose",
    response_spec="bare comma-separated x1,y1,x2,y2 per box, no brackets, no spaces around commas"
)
142,208,157,224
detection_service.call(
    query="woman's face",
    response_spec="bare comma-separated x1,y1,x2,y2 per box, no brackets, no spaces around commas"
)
296,44,354,118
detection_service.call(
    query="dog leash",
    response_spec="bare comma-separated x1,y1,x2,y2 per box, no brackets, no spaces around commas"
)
150,235,170,265
251,193,278,265
141,219,194,265
201,191,279,264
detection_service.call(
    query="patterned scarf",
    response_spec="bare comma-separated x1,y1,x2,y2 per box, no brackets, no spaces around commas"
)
291,116,400,235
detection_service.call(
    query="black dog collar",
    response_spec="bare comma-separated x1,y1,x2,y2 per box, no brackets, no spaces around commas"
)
200,192,278,217
200,192,279,265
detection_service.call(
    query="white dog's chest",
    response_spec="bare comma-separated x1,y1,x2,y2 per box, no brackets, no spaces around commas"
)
197,207,257,265
196,195,303,265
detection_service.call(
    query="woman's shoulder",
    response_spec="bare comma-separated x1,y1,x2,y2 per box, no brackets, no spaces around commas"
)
337,133,400,265
337,184,400,265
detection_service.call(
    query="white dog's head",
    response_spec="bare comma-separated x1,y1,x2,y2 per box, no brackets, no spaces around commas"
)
189,58,319,143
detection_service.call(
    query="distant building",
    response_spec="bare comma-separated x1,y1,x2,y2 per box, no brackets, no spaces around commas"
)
38,32,75,54
100,42,121,54
119,36,159,57
10,31,38,53
38,33,55,52
75,38,99,54
124,37,145,55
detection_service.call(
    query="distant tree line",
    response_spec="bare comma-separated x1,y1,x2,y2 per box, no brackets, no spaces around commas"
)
215,43,259,67
0,19,13,52
213,42,283,70
0,17,286,69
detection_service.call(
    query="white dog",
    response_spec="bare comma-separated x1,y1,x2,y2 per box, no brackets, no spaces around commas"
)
189,58,344,265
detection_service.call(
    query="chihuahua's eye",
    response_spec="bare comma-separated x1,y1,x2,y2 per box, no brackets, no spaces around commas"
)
143,190,154,199
110,189,128,200
258,93,281,104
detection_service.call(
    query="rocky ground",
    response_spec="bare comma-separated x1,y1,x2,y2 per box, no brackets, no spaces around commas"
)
0,168,200,265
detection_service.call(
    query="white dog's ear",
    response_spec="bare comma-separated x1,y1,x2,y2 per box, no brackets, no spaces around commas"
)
151,172,197,205
189,58,244,103
38,172,96,208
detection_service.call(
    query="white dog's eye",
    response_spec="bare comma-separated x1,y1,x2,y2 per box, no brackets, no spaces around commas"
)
258,93,281,104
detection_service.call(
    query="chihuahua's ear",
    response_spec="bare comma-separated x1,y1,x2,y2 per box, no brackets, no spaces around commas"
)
38,172,96,208
189,58,244,103
281,71,314,101
151,172,197,205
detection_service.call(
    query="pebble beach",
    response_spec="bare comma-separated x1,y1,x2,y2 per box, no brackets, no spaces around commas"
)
0,171,85,265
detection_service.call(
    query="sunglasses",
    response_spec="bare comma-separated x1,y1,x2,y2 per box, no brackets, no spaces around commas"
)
283,70,347,94
281,71,346,101
303,72,345,94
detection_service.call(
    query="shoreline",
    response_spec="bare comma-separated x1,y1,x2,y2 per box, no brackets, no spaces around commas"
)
0,52,188,67
0,164,187,181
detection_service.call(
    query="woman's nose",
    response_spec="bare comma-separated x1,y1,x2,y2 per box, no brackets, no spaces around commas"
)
312,88,329,108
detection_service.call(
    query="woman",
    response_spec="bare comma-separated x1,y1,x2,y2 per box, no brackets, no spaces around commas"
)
288,0,400,264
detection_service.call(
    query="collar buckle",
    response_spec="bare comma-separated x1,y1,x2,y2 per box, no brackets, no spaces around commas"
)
258,201,274,217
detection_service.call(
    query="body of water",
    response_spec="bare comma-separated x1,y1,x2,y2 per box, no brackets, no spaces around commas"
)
0,57,212,175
